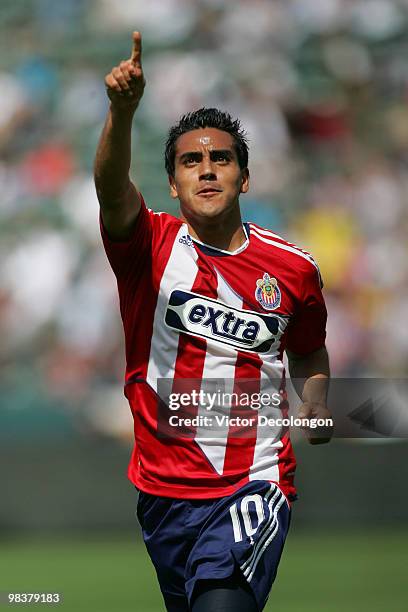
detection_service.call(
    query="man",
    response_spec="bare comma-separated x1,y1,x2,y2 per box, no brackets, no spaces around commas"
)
95,32,332,612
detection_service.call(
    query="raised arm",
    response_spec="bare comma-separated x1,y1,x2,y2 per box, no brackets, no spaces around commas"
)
94,31,146,240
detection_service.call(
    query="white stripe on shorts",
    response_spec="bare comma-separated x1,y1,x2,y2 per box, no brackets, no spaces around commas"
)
240,484,287,582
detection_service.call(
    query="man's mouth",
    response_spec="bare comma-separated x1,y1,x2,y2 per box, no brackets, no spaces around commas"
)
197,187,222,196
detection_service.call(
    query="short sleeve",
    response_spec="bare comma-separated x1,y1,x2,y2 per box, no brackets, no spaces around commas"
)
99,194,153,281
285,263,327,355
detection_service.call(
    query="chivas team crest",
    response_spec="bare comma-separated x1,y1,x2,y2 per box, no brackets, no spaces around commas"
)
255,273,281,310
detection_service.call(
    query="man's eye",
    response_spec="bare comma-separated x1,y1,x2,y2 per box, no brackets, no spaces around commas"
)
184,156,199,165
214,153,229,162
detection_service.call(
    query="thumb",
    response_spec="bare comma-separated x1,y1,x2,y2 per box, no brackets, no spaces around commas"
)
131,31,142,66
298,403,312,421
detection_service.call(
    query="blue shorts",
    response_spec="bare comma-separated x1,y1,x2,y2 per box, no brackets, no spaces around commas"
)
136,480,291,611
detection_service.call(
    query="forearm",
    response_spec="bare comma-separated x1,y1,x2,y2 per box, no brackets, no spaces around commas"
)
287,346,332,444
287,346,330,405
94,105,136,206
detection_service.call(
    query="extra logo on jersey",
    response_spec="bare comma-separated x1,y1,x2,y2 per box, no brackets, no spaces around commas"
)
255,273,281,311
165,290,288,354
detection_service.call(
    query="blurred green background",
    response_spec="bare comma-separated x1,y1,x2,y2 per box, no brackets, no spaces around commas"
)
2,529,407,612
1,1,408,610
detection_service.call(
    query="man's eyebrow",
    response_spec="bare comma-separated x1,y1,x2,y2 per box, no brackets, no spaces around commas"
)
178,148,234,163
178,151,203,162
210,149,233,158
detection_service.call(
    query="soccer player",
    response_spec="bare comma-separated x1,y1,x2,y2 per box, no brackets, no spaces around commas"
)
95,32,332,612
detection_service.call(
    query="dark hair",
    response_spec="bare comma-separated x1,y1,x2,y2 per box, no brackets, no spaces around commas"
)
165,107,249,177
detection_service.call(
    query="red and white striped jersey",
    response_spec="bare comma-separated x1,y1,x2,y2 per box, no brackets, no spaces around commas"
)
100,196,327,501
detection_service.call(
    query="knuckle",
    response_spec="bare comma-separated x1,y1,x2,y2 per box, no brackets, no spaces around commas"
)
108,79,120,91
105,76,115,89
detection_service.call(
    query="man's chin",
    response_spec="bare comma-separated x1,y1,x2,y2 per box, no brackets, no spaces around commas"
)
197,205,225,218
182,203,227,222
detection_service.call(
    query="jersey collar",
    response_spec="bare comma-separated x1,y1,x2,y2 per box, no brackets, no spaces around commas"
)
187,223,250,257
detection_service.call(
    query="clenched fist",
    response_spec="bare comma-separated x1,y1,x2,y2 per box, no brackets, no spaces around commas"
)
298,401,333,445
105,31,145,110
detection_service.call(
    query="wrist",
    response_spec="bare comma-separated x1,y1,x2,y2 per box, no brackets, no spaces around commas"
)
302,375,329,405
109,102,139,122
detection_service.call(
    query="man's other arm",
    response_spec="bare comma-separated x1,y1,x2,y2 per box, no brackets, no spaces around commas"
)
94,31,145,241
286,345,333,444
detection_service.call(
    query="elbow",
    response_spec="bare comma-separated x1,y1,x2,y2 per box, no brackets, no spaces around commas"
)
286,345,330,378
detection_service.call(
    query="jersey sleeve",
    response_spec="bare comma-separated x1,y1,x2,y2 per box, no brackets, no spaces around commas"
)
99,194,153,282
285,262,327,355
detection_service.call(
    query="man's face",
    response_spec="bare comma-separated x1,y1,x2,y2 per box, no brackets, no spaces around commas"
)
169,128,249,223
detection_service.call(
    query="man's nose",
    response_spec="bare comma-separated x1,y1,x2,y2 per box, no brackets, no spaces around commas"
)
199,156,216,181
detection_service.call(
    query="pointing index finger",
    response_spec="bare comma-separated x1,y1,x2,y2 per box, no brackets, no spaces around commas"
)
131,31,142,66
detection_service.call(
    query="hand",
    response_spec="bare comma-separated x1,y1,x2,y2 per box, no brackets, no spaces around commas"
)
104,31,146,111
298,401,333,445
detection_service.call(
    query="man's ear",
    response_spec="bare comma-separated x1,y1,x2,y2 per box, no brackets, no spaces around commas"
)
240,168,250,194
168,175,178,199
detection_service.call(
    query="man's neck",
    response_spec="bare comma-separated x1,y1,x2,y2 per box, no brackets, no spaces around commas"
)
185,217,246,252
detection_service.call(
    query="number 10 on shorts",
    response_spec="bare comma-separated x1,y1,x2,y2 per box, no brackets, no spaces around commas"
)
229,494,265,543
